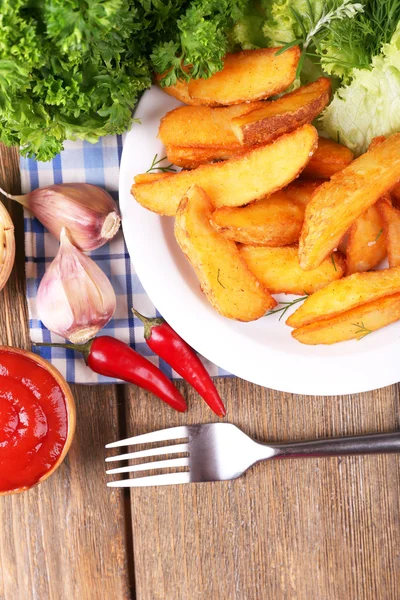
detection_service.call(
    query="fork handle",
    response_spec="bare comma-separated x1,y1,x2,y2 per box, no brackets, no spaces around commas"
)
268,431,400,459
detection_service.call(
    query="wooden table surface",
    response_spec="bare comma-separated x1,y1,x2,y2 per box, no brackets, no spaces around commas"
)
0,142,400,600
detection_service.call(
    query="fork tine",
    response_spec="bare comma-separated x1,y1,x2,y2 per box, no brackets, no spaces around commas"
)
107,472,191,488
106,457,189,475
105,443,189,463
105,425,189,449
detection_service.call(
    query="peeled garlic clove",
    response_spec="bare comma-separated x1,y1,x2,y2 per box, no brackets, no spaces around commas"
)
0,183,120,252
37,228,116,343
0,201,15,292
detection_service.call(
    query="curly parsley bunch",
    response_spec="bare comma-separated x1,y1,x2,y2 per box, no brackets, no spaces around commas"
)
0,0,248,160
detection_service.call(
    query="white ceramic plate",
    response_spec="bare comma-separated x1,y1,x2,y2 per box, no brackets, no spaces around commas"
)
119,87,399,396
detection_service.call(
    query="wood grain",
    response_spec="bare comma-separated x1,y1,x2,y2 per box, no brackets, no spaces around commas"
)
0,144,131,600
125,380,400,600
1,140,400,600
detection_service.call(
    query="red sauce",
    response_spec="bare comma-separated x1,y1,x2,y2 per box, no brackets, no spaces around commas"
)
0,349,69,493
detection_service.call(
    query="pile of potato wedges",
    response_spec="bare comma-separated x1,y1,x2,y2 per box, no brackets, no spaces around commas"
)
131,47,400,346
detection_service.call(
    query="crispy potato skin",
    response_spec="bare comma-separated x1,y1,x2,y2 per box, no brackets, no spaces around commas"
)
159,103,265,149
283,180,322,206
368,136,387,151
346,204,387,275
378,196,400,267
132,125,318,216
187,47,300,106
174,186,276,321
292,293,400,345
210,191,305,246
240,245,345,295
166,144,249,169
231,78,331,145
301,137,354,179
209,180,321,245
134,172,172,184
370,138,400,207
155,73,201,105
286,267,400,328
299,133,400,270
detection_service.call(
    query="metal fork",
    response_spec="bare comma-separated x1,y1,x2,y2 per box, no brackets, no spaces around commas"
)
105,423,400,488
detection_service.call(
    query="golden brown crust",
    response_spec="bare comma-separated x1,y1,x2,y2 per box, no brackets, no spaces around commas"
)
346,204,387,275
166,144,248,169
292,294,400,345
210,191,305,246
132,125,318,216
299,133,400,270
286,267,400,328
133,172,173,184
174,185,276,321
377,195,400,268
231,78,331,145
187,47,301,106
301,137,354,179
158,103,265,149
240,245,345,295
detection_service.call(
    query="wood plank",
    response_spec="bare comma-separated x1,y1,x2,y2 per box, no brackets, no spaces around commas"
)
125,379,400,600
0,144,132,600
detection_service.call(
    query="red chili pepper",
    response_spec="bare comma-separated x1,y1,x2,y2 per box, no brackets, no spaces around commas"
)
132,309,226,417
34,336,187,413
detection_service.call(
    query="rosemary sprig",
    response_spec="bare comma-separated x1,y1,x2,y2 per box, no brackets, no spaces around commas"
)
352,321,373,341
265,296,308,321
331,253,337,272
375,229,384,242
146,153,176,173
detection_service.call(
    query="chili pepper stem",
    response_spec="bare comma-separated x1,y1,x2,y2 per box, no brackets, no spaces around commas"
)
33,340,93,362
132,308,164,340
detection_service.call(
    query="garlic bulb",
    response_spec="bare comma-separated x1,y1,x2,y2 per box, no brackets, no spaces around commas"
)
0,201,15,291
0,183,120,251
37,228,116,343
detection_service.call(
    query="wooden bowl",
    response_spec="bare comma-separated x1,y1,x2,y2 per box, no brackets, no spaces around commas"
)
0,346,76,495
0,201,15,291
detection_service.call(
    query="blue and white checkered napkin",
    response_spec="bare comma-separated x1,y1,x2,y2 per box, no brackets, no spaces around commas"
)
20,135,230,383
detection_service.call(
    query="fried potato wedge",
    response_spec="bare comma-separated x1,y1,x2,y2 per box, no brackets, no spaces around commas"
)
378,196,400,267
134,172,172,184
368,137,400,208
292,294,400,345
368,136,387,151
346,204,386,275
132,125,318,216
284,180,321,207
155,74,200,105
166,144,249,169
240,246,345,295
301,137,354,179
210,180,321,245
174,186,276,321
286,267,400,328
231,78,331,145
187,47,300,106
210,191,304,246
159,103,264,149
299,133,400,270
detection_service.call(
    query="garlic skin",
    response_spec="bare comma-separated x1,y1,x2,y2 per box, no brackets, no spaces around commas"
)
37,228,116,343
8,183,120,251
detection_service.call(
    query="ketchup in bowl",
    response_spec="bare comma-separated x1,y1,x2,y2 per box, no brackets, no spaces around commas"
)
0,347,75,494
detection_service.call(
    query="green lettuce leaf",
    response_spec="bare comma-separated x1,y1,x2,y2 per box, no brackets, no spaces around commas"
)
321,24,400,155
262,0,324,46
